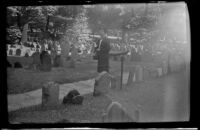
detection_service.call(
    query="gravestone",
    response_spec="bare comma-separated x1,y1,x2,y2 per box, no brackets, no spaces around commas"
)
102,102,135,122
14,62,22,68
93,71,112,96
15,49,21,56
40,51,52,71
31,52,41,70
9,49,13,55
54,55,61,67
62,89,83,105
24,52,29,57
7,60,12,68
127,66,136,86
42,82,59,108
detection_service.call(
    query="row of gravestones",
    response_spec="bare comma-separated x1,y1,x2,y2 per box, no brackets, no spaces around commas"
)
31,51,62,71
7,51,61,71
110,53,141,62
8,48,34,57
42,73,139,122
7,61,23,68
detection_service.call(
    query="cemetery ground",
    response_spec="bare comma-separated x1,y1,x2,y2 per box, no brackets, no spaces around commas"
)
8,57,189,123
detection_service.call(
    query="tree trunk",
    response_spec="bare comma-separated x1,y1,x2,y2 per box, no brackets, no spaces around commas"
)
46,15,50,31
21,23,29,44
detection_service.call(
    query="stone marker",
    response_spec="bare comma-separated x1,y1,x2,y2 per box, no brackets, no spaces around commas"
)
62,89,83,105
102,102,135,122
7,60,12,68
24,52,29,57
31,52,41,70
40,51,52,71
93,71,112,96
15,49,21,56
54,55,61,67
42,82,59,108
9,49,13,55
127,66,136,86
14,62,22,68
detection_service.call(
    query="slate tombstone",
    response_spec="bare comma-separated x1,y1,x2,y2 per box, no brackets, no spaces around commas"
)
40,51,52,71
15,49,21,56
9,49,13,55
93,71,112,96
127,66,136,86
24,52,29,57
42,82,59,108
62,89,83,105
7,60,12,68
14,62,23,68
54,55,61,67
31,52,41,70
102,102,135,122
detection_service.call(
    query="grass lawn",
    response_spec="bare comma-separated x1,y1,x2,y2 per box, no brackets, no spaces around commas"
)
7,58,160,94
7,55,188,122
9,93,112,123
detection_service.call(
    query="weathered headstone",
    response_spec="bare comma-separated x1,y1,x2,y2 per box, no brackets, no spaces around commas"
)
24,52,29,57
54,55,61,67
93,71,112,96
127,66,136,86
15,49,21,56
42,82,59,108
14,62,22,68
7,60,12,68
102,102,135,122
62,89,83,105
9,49,13,55
40,51,52,71
31,52,41,70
